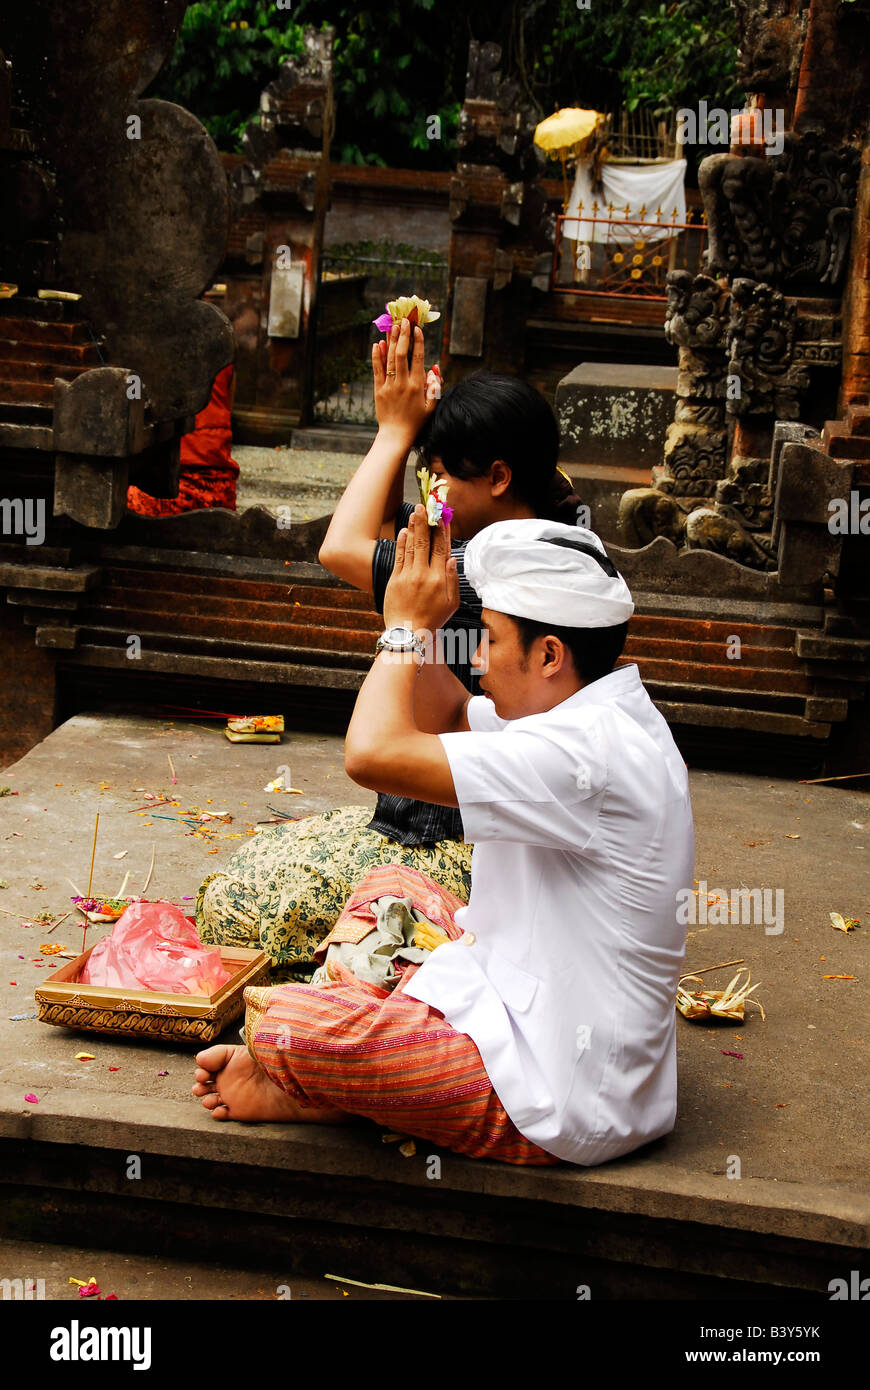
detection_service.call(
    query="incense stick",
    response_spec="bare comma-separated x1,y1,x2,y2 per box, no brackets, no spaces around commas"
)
141,844,156,896
82,812,100,954
800,771,870,784
680,957,745,980
168,753,177,785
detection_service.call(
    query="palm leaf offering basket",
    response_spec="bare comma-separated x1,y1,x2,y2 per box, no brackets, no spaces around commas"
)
34,946,269,1044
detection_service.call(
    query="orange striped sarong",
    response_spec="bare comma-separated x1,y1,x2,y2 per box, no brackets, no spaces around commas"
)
242,864,560,1166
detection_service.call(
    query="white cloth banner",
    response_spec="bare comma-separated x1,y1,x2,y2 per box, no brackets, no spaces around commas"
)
563,158,687,244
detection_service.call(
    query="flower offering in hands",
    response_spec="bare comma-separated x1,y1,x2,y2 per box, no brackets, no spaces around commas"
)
417,465,453,528
373,295,441,333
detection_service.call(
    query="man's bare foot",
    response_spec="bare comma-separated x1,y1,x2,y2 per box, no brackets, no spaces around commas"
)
191,1044,347,1124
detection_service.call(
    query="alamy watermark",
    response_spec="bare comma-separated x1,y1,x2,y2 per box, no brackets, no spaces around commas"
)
1,1276,45,1299
829,1270,870,1299
677,880,784,935
828,492,870,534
380,627,489,670
0,497,45,546
676,103,785,157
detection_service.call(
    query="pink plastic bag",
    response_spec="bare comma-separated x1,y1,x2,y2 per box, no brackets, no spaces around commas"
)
80,900,230,995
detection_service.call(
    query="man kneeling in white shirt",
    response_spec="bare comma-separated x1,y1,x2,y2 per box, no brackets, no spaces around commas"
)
192,508,694,1167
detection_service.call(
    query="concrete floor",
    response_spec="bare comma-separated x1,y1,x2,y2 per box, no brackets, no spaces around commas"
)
0,1236,445,1301
0,712,868,1292
234,445,362,523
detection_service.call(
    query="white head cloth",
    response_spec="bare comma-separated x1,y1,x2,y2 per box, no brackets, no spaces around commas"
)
464,519,634,628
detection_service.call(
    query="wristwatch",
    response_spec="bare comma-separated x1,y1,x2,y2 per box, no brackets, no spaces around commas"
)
375,625,426,663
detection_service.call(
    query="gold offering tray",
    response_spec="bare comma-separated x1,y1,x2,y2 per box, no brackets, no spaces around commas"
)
34,946,269,1044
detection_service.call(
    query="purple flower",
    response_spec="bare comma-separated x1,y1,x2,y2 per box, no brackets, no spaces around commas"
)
441,504,454,525
373,306,393,333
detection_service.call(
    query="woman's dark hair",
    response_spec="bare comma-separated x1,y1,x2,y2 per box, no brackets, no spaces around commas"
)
513,617,629,685
416,370,582,524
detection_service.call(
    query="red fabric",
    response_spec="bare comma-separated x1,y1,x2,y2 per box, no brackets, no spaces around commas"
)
244,865,561,1167
127,364,239,516
313,862,467,965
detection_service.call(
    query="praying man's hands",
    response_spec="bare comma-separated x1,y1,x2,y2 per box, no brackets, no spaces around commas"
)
383,505,460,639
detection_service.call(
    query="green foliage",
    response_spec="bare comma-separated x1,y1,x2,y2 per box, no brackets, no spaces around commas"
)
503,0,741,123
325,238,447,267
150,0,742,166
618,1,744,115
148,0,306,152
294,0,463,169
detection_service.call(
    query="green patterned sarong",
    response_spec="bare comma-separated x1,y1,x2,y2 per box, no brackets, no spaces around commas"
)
196,805,472,983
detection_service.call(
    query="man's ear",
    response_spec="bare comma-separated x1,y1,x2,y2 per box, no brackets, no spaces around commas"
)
541,635,569,675
489,460,513,498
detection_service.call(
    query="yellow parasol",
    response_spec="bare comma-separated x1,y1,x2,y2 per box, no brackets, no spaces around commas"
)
534,107,605,208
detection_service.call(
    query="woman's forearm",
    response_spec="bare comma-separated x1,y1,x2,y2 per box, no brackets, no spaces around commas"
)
320,320,434,590
319,427,411,586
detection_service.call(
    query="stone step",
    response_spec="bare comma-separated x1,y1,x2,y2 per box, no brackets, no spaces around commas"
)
95,586,383,632
0,356,91,384
825,434,870,461
102,566,375,609
625,612,799,647
0,378,54,404
2,714,866,1297
642,671,809,707
51,561,850,741
2,1094,860,1300
0,421,54,450
653,701,831,739
61,640,367,689
75,611,377,656
291,424,375,455
845,404,870,437
0,337,100,367
627,634,802,670
0,313,92,344
0,295,83,324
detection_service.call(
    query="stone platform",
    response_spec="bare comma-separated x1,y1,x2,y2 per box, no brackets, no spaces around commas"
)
555,363,679,542
0,714,868,1298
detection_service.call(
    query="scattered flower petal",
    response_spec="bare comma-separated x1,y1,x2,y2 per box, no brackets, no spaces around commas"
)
24,1093,38,1103
830,912,859,933
75,1052,95,1061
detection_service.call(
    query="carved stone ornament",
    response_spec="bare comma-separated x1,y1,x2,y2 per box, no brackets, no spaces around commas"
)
699,133,860,291
684,506,776,570
725,277,810,418
731,0,808,95
661,421,728,496
664,270,729,351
